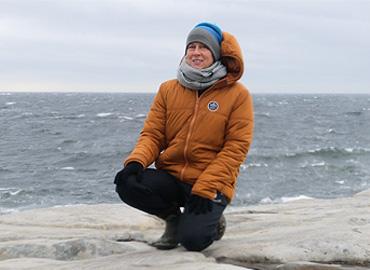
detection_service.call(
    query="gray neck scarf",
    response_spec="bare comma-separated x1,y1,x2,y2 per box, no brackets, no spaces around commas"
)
177,58,227,91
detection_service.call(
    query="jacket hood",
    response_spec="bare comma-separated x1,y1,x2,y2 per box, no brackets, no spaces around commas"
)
219,31,244,85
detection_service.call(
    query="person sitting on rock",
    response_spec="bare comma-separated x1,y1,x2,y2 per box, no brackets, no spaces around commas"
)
114,22,254,251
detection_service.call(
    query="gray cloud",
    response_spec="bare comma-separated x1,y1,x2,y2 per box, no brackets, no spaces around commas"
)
0,0,369,93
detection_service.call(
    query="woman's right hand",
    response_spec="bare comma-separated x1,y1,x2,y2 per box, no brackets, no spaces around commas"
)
114,161,144,185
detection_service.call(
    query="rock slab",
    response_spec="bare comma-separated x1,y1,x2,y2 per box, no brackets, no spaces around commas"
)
1,190,370,270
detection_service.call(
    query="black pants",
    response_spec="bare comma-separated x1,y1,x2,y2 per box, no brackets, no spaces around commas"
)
115,168,227,251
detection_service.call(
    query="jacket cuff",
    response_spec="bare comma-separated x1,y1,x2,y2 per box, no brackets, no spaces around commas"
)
123,158,146,168
190,187,217,201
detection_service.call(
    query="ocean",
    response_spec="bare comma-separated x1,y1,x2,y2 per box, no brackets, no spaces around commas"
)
1,92,369,214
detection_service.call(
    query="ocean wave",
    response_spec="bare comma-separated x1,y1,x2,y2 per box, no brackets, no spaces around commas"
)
260,195,314,204
299,161,362,173
52,151,107,168
345,111,362,116
9,110,138,122
250,147,370,161
255,112,271,118
53,114,86,120
326,128,345,135
96,112,113,118
278,101,289,105
0,168,12,173
325,128,347,135
0,207,19,215
60,167,75,171
21,112,34,117
241,163,268,170
285,147,370,158
311,161,326,167
59,139,79,145
299,161,326,168
0,188,24,199
135,113,146,118
335,180,345,185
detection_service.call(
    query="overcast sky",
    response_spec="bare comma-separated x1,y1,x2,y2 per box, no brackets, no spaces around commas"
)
1,0,369,93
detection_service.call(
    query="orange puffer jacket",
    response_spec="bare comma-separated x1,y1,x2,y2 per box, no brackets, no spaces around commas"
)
124,32,254,202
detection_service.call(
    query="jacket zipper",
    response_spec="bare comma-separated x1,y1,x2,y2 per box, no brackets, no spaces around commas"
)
180,92,200,181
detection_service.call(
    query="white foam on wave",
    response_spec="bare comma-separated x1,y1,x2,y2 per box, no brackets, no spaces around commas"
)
260,197,274,204
0,207,19,215
305,146,366,155
9,189,22,196
260,195,314,204
96,112,113,117
343,147,370,153
311,162,326,167
278,100,289,105
5,102,16,105
281,195,314,203
241,163,268,170
61,167,75,171
255,112,271,118
0,188,23,196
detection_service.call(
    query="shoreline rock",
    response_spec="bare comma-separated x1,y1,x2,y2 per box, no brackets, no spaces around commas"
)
1,189,370,270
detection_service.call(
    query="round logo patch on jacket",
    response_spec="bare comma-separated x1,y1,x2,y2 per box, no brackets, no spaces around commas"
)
208,101,219,112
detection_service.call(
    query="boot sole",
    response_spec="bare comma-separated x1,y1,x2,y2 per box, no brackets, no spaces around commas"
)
215,214,226,241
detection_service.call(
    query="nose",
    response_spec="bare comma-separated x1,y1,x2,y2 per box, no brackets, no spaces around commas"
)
193,45,201,55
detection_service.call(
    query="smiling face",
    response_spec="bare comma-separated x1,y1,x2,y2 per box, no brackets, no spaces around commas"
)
185,42,214,69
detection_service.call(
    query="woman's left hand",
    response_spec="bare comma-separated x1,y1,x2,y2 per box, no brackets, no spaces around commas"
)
187,194,213,215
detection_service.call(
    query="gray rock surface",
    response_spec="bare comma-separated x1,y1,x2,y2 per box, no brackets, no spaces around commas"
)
1,189,370,270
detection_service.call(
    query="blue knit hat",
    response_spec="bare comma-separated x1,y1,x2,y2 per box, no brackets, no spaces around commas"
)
186,22,223,60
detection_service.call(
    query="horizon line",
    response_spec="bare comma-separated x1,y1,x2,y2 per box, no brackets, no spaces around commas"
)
1,90,369,95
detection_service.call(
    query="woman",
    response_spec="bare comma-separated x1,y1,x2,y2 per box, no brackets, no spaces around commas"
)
114,22,254,251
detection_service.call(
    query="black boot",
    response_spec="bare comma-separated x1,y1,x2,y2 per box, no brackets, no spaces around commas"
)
151,214,180,250
215,214,226,241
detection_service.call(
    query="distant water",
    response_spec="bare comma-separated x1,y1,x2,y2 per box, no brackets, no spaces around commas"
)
1,92,370,214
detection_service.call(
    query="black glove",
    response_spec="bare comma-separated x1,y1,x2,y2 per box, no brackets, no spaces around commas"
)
114,162,152,195
114,161,144,185
187,194,213,215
